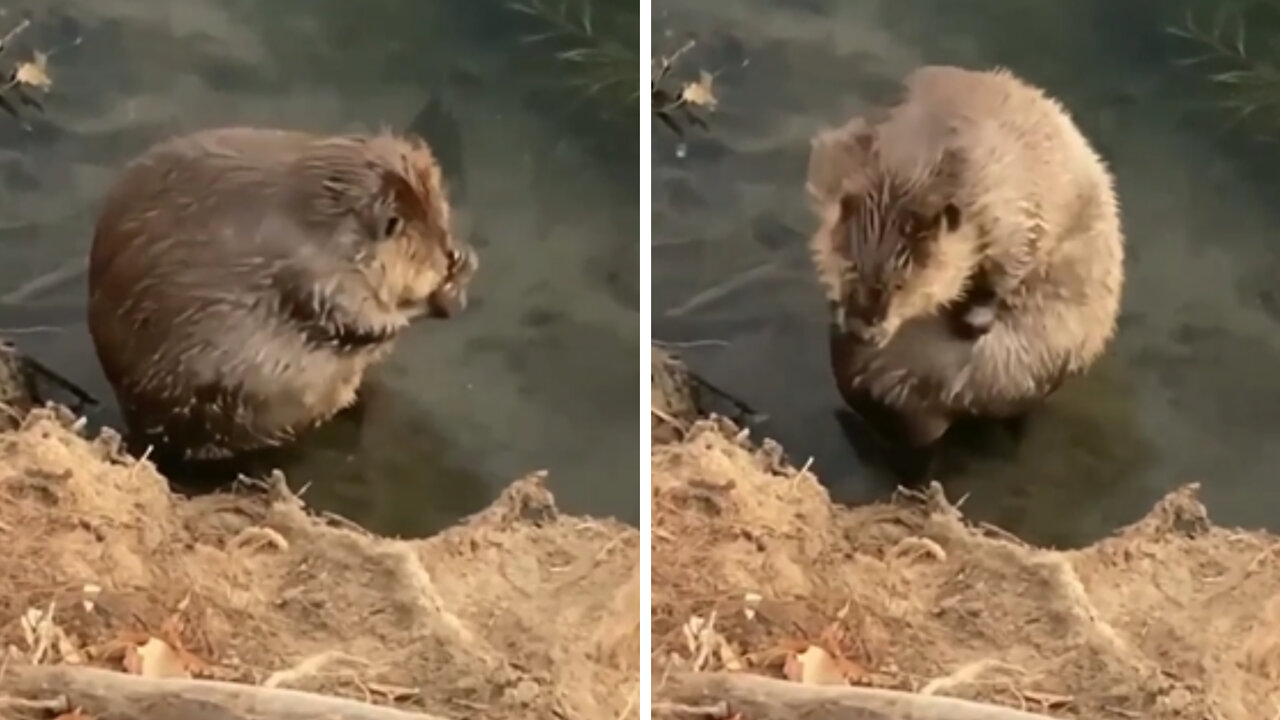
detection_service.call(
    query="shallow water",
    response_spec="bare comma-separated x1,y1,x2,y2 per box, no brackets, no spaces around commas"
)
0,0,639,536
652,0,1280,548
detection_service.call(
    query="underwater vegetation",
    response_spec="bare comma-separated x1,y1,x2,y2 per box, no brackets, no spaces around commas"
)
507,0,640,114
1169,0,1280,137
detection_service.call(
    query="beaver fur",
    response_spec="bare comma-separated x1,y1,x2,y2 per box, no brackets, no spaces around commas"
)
808,65,1125,460
87,126,478,461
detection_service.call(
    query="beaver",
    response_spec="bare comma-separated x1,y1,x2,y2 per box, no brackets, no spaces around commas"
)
87,126,478,461
807,65,1125,463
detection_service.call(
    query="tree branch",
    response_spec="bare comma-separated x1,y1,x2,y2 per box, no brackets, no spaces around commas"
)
0,664,456,720
655,672,1063,720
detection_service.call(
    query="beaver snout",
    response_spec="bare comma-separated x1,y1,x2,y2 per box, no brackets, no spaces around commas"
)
829,300,889,346
847,321,891,348
839,305,890,347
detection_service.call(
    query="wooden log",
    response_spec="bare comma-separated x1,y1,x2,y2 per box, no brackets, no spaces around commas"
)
655,672,1066,720
0,664,455,720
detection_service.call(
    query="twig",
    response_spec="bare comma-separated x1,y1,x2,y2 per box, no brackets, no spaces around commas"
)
614,686,639,720
658,671,1065,720
0,257,89,304
652,339,730,350
651,406,688,435
262,651,371,688
0,694,70,714
19,352,98,408
685,372,763,422
652,39,716,138
652,699,730,718
0,663,450,720
0,326,64,334
920,658,1026,696
788,457,813,493
0,19,31,54
654,39,697,81
664,262,778,318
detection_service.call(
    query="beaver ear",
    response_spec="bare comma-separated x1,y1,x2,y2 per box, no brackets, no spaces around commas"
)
923,147,964,234
941,202,961,232
912,203,960,242
372,202,403,241
932,146,965,197
837,193,861,223
367,169,424,242
808,116,874,205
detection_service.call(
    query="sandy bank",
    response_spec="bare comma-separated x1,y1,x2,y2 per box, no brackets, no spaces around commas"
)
0,347,639,720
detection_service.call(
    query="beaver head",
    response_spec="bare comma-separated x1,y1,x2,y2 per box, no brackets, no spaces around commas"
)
300,130,478,331
808,116,980,347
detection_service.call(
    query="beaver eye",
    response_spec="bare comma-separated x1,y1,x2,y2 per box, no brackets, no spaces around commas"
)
896,213,922,238
382,215,403,239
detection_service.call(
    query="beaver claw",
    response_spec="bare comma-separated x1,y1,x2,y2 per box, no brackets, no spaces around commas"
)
426,243,478,319
427,280,467,318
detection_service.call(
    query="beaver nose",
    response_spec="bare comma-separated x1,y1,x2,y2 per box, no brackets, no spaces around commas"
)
843,309,890,346
846,314,889,345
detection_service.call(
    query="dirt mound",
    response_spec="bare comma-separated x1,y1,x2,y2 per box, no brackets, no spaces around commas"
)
650,359,1280,720
0,406,639,720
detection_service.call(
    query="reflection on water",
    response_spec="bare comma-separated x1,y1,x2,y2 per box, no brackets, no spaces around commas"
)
0,0,639,536
652,0,1280,547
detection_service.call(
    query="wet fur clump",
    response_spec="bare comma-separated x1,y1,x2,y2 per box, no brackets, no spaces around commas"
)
87,126,479,461
808,65,1125,452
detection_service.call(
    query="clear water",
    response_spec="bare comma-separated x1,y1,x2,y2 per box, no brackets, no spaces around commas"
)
652,0,1280,548
0,0,639,536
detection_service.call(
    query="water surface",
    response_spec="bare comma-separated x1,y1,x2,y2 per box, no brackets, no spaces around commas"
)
652,0,1280,547
0,0,639,536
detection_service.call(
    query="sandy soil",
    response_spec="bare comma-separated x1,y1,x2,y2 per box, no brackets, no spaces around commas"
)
0,361,638,719
651,351,1280,720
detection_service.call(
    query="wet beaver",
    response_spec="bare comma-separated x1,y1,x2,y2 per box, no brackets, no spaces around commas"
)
87,127,478,461
807,65,1125,469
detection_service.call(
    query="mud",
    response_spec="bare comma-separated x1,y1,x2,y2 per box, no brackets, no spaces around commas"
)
0,396,639,719
651,350,1280,719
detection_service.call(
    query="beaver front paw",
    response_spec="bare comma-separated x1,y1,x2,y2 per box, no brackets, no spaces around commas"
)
948,271,1000,340
949,300,997,340
275,270,402,349
426,243,478,319
427,280,467,318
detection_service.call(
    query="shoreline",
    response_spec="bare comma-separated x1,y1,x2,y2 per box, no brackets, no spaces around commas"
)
651,346,1280,719
0,350,639,720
